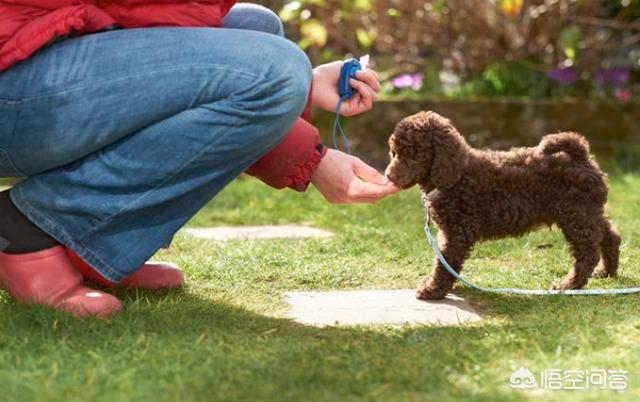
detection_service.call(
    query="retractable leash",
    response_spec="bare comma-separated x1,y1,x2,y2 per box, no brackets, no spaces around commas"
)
333,55,370,154
421,195,640,296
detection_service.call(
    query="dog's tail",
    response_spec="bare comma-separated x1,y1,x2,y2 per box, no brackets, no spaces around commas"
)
540,132,590,161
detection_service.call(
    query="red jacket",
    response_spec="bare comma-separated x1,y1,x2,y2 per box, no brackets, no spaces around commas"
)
0,0,324,191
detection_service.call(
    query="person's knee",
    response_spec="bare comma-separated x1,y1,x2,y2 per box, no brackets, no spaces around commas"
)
263,38,312,119
241,38,310,152
247,4,285,37
225,3,285,37
286,44,312,116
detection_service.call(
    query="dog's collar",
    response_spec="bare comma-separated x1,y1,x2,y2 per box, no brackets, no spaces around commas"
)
421,194,432,226
424,189,440,203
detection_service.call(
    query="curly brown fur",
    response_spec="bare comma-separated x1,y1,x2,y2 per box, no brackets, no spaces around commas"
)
385,111,621,300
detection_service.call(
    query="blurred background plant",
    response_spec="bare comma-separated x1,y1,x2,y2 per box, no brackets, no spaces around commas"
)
251,0,640,100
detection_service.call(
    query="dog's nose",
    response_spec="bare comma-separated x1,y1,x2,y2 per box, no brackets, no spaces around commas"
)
385,171,397,185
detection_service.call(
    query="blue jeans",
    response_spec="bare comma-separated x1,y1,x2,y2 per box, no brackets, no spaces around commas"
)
0,4,311,282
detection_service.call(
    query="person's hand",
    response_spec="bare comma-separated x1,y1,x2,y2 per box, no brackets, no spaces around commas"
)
311,61,381,117
311,149,400,204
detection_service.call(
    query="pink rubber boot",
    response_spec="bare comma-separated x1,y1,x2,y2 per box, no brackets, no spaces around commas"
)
0,246,122,317
66,249,184,290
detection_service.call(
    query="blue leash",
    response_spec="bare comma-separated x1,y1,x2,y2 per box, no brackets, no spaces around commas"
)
421,195,640,295
333,98,350,154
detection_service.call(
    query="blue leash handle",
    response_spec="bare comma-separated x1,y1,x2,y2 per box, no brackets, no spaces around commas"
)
422,196,640,296
338,58,362,100
333,58,362,154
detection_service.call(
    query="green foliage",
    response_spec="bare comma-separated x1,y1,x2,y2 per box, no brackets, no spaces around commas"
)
433,0,447,15
355,28,376,49
468,63,552,98
559,25,581,62
603,0,640,18
382,63,557,99
299,19,328,48
352,0,373,11
267,0,639,100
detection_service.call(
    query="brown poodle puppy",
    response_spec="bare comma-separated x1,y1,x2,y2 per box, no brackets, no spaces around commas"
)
385,111,621,300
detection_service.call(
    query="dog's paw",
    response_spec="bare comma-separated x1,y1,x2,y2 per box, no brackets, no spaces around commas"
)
415,281,448,300
592,264,616,279
551,278,586,291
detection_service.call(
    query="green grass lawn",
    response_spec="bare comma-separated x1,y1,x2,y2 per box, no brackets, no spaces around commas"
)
0,174,639,402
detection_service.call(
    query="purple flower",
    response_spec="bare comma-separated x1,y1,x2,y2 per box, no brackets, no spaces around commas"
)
593,71,607,87
392,74,412,88
410,74,423,90
392,73,424,91
607,67,631,86
547,68,578,86
593,67,631,87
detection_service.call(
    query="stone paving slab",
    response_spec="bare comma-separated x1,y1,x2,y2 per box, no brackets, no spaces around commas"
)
184,225,333,241
285,289,481,326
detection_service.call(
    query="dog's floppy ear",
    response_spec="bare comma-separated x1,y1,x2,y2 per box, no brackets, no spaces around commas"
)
429,115,469,189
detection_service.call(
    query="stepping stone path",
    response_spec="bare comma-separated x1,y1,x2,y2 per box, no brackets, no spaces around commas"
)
184,225,333,241
285,289,481,326
186,226,479,325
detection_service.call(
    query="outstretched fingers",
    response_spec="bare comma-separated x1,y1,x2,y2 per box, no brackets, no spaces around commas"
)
352,157,392,185
346,179,400,203
348,158,400,202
